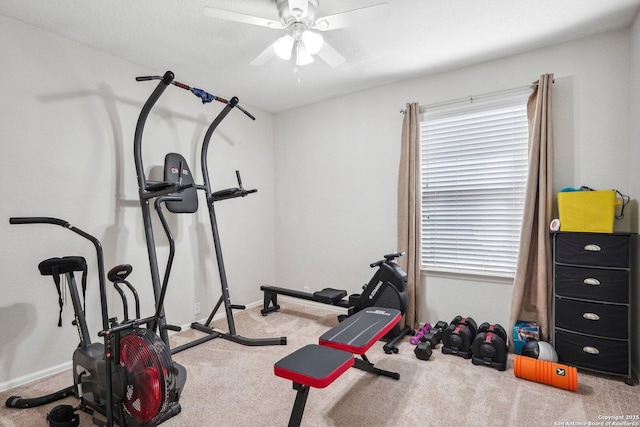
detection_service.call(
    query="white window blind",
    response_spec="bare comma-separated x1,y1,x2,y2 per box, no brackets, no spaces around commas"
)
420,92,529,277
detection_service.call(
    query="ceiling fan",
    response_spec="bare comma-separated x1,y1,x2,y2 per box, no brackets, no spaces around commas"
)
203,0,389,68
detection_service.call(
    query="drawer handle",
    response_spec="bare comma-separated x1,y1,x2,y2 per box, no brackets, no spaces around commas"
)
583,278,601,286
583,244,601,252
582,312,600,321
582,346,600,355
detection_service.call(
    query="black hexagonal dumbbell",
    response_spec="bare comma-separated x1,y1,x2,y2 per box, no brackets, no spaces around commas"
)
414,341,433,360
420,320,448,349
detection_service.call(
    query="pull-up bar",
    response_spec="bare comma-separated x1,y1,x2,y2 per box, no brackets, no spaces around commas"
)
136,74,255,120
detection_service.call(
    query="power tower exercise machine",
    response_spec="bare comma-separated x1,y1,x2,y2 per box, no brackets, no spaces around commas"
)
6,217,185,427
134,71,286,353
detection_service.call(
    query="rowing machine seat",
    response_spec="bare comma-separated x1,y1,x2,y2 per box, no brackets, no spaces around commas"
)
313,288,347,304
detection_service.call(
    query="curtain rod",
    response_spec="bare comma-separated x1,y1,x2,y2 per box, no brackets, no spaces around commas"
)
400,82,541,114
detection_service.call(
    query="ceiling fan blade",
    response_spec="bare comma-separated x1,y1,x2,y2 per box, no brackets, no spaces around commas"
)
249,42,278,66
203,6,284,29
312,2,390,31
316,41,346,68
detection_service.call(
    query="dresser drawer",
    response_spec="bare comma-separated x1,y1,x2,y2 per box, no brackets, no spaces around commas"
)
555,233,630,268
554,330,628,375
555,298,628,339
554,265,629,303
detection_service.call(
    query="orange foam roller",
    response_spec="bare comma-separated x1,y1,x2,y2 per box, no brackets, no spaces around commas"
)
513,355,578,391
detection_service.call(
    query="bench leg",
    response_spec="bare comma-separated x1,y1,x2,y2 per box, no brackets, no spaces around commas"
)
261,289,280,315
353,354,400,380
288,382,310,427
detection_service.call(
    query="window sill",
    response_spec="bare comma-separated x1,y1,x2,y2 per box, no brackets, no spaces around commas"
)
420,268,514,284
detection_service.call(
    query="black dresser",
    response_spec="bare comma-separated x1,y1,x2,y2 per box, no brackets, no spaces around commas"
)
552,232,637,385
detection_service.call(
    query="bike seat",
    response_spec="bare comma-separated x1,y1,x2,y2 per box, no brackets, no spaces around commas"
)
38,256,87,276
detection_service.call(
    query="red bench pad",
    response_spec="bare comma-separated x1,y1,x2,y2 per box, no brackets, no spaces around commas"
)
318,307,401,355
274,344,354,389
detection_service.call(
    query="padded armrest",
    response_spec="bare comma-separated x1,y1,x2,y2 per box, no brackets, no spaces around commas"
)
209,188,257,203
145,180,175,192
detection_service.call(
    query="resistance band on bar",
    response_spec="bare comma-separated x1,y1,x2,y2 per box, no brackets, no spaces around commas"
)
136,75,255,120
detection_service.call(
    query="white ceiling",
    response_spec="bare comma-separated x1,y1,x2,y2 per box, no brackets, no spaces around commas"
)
2,0,640,113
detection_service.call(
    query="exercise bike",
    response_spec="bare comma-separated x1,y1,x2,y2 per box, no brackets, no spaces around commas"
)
5,217,186,427
261,252,414,353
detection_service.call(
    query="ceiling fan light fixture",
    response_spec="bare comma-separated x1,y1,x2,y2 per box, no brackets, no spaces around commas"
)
274,34,294,60
204,0,383,68
301,30,323,54
295,40,314,66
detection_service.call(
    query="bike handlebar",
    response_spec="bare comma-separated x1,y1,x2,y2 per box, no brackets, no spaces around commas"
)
10,217,70,227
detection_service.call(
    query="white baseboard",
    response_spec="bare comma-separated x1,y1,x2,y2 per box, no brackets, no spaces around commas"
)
0,361,72,393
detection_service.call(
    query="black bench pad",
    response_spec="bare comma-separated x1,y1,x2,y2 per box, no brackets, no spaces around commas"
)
319,307,401,355
274,344,354,389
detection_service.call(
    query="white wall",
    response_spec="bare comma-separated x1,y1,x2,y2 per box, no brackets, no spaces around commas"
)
274,28,635,340
0,15,276,389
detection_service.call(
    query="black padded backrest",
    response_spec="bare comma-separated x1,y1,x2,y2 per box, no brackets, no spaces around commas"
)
164,153,198,213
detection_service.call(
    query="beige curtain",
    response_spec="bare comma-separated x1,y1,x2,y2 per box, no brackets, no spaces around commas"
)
397,102,421,330
509,74,554,347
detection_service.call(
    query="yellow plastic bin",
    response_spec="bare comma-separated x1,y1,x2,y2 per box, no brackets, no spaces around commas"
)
557,190,619,233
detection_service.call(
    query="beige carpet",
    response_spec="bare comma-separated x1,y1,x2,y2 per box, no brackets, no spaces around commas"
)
1,301,639,426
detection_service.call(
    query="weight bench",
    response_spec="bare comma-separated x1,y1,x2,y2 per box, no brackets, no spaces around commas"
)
274,307,401,427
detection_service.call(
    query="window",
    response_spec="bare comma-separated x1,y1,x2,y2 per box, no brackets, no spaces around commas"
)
420,92,529,278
